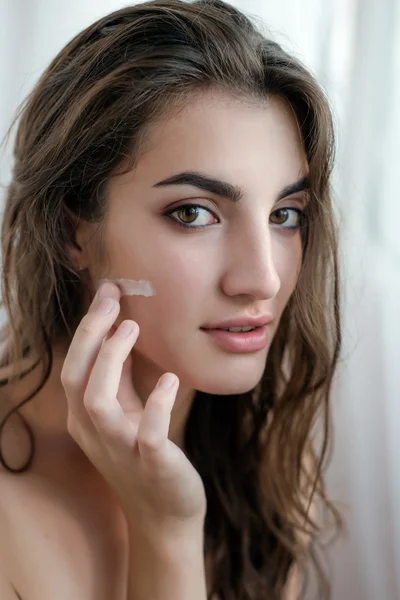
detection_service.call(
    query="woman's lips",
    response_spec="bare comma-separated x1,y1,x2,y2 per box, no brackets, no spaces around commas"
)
200,325,269,352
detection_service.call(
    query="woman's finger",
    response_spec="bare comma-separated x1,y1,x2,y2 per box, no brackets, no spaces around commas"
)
60,283,121,419
83,320,141,441
137,373,179,460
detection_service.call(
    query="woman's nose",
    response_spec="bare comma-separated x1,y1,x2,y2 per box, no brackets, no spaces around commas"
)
221,225,281,300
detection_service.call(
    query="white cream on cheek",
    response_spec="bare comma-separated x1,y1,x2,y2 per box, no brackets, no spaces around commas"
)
96,278,156,297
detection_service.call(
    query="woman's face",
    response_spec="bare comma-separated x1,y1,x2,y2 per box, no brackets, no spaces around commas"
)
77,90,308,401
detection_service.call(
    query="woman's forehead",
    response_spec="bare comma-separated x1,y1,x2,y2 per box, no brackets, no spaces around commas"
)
110,93,308,197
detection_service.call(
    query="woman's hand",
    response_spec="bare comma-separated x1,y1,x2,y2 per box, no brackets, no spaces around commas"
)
60,281,206,531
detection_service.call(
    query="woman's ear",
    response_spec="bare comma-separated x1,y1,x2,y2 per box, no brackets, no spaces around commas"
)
63,204,91,271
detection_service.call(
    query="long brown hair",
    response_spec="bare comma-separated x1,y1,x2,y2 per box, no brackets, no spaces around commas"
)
0,1,342,598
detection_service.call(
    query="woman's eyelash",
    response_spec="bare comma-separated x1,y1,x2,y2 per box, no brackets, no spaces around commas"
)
164,203,306,230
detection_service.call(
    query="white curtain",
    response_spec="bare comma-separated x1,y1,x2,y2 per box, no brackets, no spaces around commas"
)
1,1,399,598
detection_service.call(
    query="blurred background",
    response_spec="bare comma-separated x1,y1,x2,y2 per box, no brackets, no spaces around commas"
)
0,0,399,598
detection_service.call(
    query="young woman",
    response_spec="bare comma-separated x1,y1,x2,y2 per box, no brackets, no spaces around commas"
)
0,1,342,598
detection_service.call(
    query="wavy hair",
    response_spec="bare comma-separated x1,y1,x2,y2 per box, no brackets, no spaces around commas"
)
0,1,342,598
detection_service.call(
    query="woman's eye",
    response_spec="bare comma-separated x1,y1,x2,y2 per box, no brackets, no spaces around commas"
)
165,204,218,229
270,207,304,230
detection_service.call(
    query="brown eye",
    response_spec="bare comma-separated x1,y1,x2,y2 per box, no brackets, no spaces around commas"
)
177,206,199,224
270,208,303,230
270,209,288,224
165,204,218,229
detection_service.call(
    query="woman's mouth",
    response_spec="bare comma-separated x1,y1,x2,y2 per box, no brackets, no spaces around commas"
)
200,325,269,352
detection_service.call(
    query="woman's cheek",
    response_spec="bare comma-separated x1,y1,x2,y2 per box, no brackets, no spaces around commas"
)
274,241,302,299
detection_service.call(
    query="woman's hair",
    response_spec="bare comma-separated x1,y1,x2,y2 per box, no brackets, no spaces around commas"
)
0,1,342,598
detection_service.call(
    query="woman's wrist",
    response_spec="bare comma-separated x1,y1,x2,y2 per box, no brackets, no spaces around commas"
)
127,514,205,557
127,517,207,600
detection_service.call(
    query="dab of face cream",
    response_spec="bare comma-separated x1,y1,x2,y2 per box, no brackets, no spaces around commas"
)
96,278,155,297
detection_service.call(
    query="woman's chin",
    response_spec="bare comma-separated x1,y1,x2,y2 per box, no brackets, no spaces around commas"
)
196,377,261,397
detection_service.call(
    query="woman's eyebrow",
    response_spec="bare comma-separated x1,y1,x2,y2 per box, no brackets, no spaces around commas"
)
152,171,310,204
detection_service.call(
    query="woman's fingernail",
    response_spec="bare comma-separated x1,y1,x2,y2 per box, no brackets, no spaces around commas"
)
157,373,176,389
117,321,135,337
96,297,115,314
98,282,115,298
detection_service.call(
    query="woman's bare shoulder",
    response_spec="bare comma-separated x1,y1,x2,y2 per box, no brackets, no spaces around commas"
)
0,441,130,600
